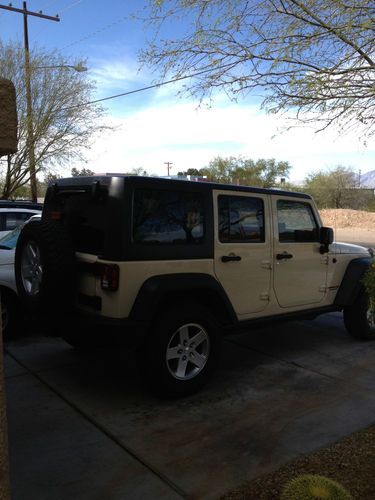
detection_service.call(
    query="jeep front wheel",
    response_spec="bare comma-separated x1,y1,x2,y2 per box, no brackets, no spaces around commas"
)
343,291,375,341
141,304,221,397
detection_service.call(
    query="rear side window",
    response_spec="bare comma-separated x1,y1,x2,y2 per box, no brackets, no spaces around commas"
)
133,189,205,244
218,195,265,243
277,200,318,242
0,212,35,231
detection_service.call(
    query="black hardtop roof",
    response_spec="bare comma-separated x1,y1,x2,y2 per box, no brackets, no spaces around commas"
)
51,175,311,200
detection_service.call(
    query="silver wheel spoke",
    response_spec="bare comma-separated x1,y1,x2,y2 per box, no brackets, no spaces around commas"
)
176,357,188,378
178,325,190,345
30,278,39,295
22,264,33,279
26,243,37,263
167,346,181,360
190,329,206,348
190,351,206,369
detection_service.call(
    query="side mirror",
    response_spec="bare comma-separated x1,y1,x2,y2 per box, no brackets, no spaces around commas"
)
319,226,334,254
0,78,18,156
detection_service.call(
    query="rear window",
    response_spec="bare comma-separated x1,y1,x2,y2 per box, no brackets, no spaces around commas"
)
132,189,205,244
44,190,108,256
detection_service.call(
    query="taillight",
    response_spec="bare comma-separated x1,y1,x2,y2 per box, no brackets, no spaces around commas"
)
100,264,119,291
51,211,62,220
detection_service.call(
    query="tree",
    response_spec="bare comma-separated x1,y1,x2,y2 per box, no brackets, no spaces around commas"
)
0,42,107,199
177,168,202,177
71,167,95,177
202,156,290,187
141,1,375,137
303,166,371,209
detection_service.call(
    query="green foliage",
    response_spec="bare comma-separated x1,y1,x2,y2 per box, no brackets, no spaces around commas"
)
281,474,352,500
365,198,375,212
142,1,375,138
303,166,374,210
363,262,375,300
71,167,95,177
178,168,202,177
202,156,290,187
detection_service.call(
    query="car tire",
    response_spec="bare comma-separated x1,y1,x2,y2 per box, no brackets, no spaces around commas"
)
343,291,375,340
140,303,221,397
15,220,76,315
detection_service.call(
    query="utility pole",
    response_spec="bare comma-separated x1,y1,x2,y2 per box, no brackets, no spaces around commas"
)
0,2,60,202
164,161,173,176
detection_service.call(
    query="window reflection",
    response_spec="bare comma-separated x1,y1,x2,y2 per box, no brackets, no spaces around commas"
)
133,189,205,244
218,195,265,243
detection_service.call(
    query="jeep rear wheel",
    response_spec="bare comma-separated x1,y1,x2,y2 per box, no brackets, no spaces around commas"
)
141,304,221,397
344,291,375,341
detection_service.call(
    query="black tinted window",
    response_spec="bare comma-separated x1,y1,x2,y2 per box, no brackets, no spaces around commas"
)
277,200,318,242
133,189,204,244
218,195,265,243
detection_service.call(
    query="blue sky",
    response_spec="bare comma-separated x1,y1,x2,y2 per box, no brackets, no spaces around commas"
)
1,0,374,181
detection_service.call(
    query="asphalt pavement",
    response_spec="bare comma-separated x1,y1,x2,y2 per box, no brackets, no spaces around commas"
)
5,312,375,499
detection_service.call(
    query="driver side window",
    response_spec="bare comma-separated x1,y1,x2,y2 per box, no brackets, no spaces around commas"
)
277,200,318,243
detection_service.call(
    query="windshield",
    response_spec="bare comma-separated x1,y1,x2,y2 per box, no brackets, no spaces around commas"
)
0,225,22,249
0,214,41,250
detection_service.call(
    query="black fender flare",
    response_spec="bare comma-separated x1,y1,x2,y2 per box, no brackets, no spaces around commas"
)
334,257,372,307
129,273,237,326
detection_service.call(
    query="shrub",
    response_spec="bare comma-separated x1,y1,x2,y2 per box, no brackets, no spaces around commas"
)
363,261,375,300
280,474,352,500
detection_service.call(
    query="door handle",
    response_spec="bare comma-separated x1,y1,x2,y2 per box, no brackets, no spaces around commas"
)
221,254,242,263
276,252,293,260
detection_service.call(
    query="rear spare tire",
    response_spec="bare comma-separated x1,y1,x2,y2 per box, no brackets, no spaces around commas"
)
15,220,76,315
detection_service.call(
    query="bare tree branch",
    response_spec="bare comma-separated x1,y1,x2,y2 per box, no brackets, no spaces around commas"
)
140,0,375,138
0,42,109,198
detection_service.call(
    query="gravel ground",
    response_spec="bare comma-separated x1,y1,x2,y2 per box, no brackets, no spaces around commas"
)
320,209,375,229
221,425,375,499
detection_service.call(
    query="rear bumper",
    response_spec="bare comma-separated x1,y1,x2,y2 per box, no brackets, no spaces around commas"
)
54,309,150,349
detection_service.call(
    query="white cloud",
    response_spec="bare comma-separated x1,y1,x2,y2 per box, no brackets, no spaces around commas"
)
90,60,142,91
71,97,375,181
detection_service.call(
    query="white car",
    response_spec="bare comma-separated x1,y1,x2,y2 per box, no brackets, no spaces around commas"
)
0,214,41,335
0,201,43,237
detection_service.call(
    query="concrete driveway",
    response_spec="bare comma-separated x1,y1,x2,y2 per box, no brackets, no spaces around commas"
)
5,312,375,499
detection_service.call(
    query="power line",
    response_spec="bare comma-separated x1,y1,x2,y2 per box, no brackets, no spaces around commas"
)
60,14,128,51
61,62,234,111
60,0,85,13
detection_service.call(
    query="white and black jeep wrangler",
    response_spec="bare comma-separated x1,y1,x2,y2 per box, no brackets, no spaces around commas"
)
15,176,374,395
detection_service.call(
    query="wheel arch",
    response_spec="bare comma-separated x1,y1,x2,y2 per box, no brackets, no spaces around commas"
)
334,257,372,307
129,273,237,328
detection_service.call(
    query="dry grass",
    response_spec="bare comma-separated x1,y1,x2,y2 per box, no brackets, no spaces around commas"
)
320,209,375,229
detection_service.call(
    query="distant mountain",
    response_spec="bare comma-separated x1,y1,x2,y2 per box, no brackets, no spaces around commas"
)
361,170,375,188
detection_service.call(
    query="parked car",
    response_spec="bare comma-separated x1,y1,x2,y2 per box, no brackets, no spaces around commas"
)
14,176,374,395
0,200,43,237
0,214,41,336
